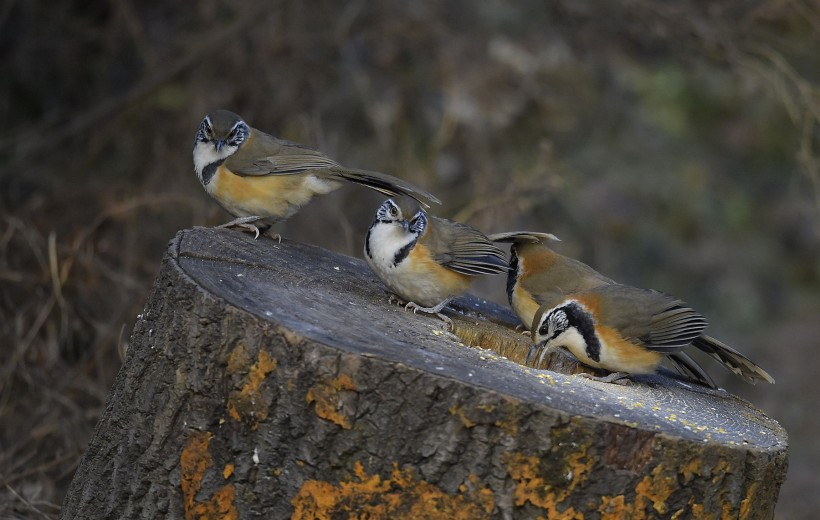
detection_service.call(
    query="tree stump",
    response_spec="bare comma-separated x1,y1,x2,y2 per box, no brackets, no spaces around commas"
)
60,227,787,519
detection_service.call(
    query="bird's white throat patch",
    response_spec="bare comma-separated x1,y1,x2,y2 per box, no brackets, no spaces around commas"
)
193,141,238,181
365,222,416,268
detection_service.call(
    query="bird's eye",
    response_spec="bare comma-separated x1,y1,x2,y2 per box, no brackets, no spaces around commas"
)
539,324,550,336
200,123,212,138
389,207,398,218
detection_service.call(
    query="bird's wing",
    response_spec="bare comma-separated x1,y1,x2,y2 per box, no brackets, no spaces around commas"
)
424,217,509,275
226,132,341,176
590,285,708,352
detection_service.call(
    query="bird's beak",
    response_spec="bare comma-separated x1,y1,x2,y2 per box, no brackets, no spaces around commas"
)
525,343,539,367
214,139,224,152
526,341,550,368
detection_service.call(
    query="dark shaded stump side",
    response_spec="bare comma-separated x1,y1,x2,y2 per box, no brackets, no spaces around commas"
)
60,228,787,519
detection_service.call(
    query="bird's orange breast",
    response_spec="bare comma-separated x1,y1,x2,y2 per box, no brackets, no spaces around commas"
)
373,242,472,307
406,243,472,295
511,285,539,330
208,165,319,220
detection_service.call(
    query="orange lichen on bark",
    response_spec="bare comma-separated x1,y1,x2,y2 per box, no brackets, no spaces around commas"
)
711,458,731,483
226,347,277,427
449,404,477,428
291,461,494,519
689,501,715,520
635,464,675,515
739,481,759,520
305,373,357,429
180,431,238,520
599,495,634,519
447,398,521,434
502,452,584,519
492,399,520,437
223,463,234,479
680,457,702,483
181,432,212,514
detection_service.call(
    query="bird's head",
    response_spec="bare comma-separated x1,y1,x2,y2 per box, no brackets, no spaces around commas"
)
527,300,591,367
193,110,251,178
374,197,428,236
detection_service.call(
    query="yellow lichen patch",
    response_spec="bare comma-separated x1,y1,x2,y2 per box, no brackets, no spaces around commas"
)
226,348,277,428
306,373,357,429
291,461,494,519
635,464,675,515
502,452,583,519
689,500,715,520
680,458,702,483
180,431,238,520
494,415,519,437
599,495,634,519
562,449,594,497
223,463,234,479
492,400,521,438
181,432,212,514
711,458,731,483
449,405,477,428
226,343,252,374
192,485,238,520
739,481,759,520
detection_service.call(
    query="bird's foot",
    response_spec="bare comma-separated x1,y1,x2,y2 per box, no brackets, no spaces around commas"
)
218,216,267,240
404,299,454,331
576,371,632,385
388,294,407,306
263,229,282,243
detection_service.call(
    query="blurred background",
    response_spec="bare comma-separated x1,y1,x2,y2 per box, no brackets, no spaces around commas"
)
1,1,817,518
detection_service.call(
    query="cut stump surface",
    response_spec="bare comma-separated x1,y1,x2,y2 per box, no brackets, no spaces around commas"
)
60,227,788,519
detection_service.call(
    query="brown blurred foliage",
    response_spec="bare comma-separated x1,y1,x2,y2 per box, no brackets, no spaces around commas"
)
1,1,818,518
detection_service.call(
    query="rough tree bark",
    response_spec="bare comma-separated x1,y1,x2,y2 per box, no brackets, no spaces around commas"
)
60,227,787,519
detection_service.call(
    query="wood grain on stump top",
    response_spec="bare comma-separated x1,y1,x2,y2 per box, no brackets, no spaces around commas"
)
60,227,788,519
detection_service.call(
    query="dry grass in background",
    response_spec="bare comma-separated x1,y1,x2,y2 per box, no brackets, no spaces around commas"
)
1,1,818,518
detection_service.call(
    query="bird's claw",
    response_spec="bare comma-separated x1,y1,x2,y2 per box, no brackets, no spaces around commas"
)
218,216,266,239
576,372,632,385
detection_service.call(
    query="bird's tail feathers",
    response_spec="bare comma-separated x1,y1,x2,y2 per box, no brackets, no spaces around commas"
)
693,335,774,384
329,166,440,207
488,231,561,244
667,352,717,389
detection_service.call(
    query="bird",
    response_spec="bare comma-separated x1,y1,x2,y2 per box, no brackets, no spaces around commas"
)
193,109,440,239
364,197,509,327
492,232,774,387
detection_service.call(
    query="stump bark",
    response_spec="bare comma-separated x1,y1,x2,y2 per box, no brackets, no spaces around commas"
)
60,227,788,519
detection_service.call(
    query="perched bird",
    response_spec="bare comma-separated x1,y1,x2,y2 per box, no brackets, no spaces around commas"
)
492,232,774,387
365,197,508,327
193,110,439,238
